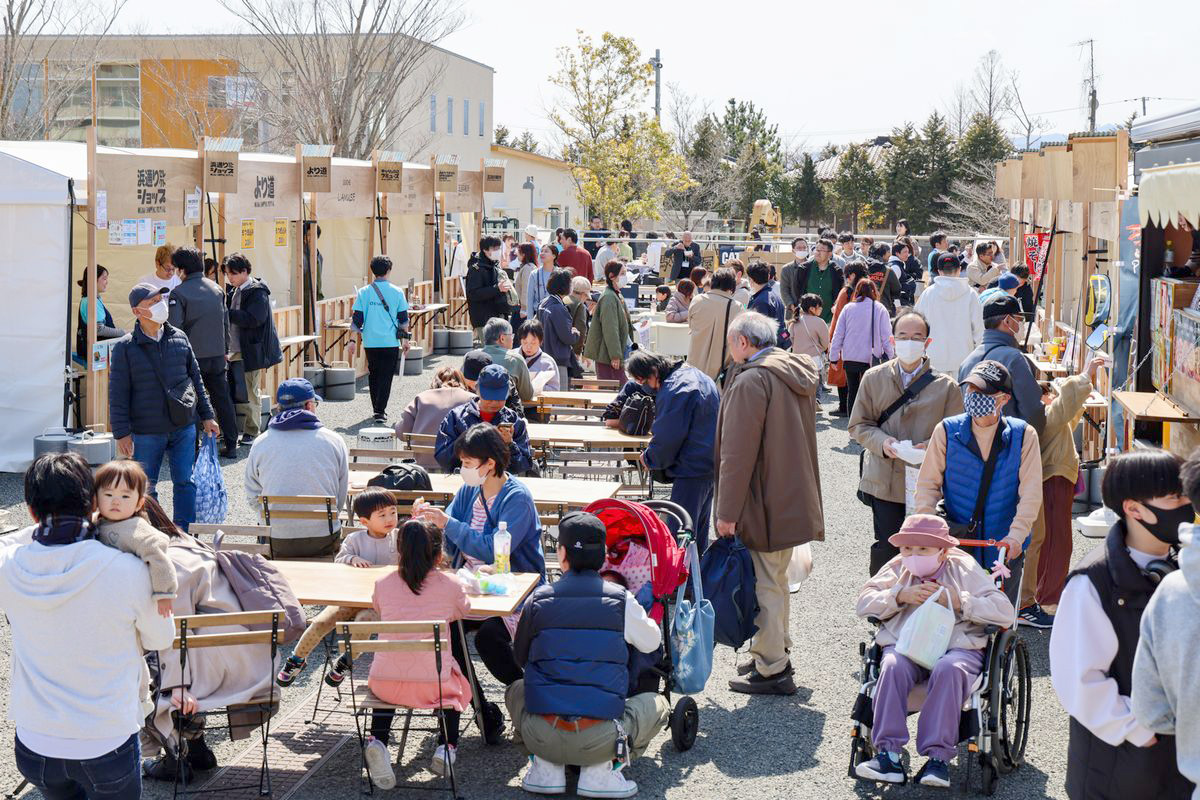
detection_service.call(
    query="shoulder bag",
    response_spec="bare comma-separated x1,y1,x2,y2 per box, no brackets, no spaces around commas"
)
935,423,1004,539
856,369,937,506
369,282,405,342
714,296,735,387
132,338,197,428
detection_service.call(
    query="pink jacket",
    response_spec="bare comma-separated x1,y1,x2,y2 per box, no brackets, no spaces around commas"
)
368,570,473,711
856,549,1015,651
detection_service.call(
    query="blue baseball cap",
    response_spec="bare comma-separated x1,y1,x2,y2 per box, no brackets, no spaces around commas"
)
997,272,1020,290
477,364,510,402
276,377,321,408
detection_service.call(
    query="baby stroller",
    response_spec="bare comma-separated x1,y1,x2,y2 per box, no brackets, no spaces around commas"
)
584,498,701,752
848,539,1032,795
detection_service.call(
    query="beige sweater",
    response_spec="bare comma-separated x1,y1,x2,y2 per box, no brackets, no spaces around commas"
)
97,516,177,600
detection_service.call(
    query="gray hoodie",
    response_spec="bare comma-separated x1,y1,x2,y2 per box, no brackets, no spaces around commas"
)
1132,526,1200,792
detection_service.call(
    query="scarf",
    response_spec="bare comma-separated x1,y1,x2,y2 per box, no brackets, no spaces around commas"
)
269,408,323,431
32,515,96,546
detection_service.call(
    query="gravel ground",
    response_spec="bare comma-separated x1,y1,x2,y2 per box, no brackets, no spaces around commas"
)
0,356,1082,799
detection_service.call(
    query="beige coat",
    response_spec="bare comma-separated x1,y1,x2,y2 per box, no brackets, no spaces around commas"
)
149,534,276,748
714,349,823,551
856,548,1015,651
97,516,178,600
848,359,964,504
687,290,743,380
1041,373,1091,482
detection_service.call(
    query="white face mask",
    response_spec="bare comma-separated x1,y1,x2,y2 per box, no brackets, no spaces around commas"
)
148,299,169,324
460,463,489,487
894,339,926,365
794,250,807,259
486,249,501,262
618,272,631,288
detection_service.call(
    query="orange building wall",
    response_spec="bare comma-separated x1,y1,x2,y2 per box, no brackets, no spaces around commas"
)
139,58,239,148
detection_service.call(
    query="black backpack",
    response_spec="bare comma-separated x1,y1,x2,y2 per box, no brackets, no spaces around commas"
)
618,393,655,437
367,461,433,492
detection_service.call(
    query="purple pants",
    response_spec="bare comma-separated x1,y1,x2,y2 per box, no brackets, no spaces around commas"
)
872,645,984,762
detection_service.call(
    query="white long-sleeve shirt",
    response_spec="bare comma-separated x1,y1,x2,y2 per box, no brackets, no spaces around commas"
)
1049,545,1159,747
623,591,662,653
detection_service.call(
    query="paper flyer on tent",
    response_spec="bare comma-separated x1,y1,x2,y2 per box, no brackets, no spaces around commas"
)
153,220,166,246
136,218,150,245
108,221,122,246
274,218,287,247
185,187,200,222
121,219,137,247
241,219,255,249
95,190,107,230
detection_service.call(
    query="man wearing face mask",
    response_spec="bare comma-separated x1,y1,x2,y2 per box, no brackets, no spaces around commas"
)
914,360,1042,606
1051,449,1195,800
957,294,1046,437
465,236,514,342
850,311,964,575
435,365,534,476
779,237,809,317
108,283,219,531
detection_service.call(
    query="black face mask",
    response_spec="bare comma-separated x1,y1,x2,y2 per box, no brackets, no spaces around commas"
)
1138,502,1196,545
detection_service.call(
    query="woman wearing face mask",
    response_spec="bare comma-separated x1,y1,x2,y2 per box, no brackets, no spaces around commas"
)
855,514,1015,788
465,235,514,343
583,259,633,386
849,311,964,575
417,423,545,740
912,359,1043,607
1049,449,1195,800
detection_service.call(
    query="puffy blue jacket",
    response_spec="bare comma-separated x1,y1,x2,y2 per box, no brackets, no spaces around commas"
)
942,413,1028,568
537,294,577,367
642,363,719,479
515,570,629,719
442,474,546,580
748,286,789,346
108,323,214,439
957,329,1046,436
434,399,534,475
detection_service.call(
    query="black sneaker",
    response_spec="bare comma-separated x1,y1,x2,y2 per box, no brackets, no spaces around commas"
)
855,751,906,784
276,655,306,687
143,753,193,783
239,434,256,446
373,413,387,425
480,701,505,745
186,737,218,771
1017,604,1055,629
915,757,950,788
728,667,797,695
324,652,353,687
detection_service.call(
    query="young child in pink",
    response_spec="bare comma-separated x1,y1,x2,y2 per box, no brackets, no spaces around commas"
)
362,519,473,790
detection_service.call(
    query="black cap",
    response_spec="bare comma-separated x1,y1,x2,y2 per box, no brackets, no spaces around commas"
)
558,511,607,559
936,252,961,272
982,293,1023,320
960,359,1013,394
461,349,494,382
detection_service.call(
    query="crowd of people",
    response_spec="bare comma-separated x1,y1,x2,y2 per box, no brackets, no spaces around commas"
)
11,222,1199,800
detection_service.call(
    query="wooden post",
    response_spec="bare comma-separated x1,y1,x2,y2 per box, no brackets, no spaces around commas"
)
295,143,306,332
428,155,438,288
85,125,98,426
367,151,378,278
380,193,389,256
217,194,227,286
478,157,486,244
196,137,207,252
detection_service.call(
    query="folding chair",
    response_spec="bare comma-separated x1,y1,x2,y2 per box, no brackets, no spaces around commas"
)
398,433,438,460
170,610,283,799
349,447,420,465
259,495,340,560
189,524,272,557
337,621,462,798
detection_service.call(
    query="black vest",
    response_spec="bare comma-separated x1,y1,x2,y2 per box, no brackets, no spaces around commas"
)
1064,523,1193,800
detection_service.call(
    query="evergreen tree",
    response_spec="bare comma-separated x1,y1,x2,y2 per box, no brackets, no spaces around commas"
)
720,98,783,164
794,153,823,225
830,143,878,233
881,122,922,227
957,112,1012,167
920,112,956,225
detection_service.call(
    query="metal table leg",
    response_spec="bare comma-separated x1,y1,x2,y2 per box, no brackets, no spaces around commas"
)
456,620,487,735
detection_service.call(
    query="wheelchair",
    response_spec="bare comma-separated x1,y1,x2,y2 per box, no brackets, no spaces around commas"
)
847,539,1032,795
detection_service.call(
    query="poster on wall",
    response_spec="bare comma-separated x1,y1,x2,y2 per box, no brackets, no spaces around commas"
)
274,218,288,247
241,219,255,249
152,220,166,246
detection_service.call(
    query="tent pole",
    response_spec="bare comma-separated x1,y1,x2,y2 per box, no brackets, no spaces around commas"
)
85,126,98,428
64,179,76,428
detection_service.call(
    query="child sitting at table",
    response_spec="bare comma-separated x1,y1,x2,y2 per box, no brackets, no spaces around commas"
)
855,514,1014,788
363,518,473,789
276,487,393,688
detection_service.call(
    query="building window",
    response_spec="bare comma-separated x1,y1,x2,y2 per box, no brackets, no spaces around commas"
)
463,97,469,136
447,95,453,134
429,94,436,132
479,100,485,137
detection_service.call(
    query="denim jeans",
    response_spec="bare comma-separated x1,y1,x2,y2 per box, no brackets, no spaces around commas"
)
133,422,197,531
15,733,141,800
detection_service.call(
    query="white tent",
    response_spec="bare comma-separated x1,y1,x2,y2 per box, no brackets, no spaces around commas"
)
0,148,73,472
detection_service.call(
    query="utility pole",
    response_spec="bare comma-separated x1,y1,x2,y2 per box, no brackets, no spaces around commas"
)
648,49,663,121
1077,38,1098,132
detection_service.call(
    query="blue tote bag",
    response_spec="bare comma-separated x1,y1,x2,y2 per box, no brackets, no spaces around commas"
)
671,540,714,694
192,435,228,524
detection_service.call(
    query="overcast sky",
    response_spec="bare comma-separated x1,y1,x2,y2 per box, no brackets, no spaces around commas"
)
116,0,1199,152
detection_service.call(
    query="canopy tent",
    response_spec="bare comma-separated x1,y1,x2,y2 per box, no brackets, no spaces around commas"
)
0,148,73,472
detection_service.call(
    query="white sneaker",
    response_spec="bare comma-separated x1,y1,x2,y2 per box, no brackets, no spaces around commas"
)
363,737,395,790
431,744,456,777
577,761,638,798
521,755,566,795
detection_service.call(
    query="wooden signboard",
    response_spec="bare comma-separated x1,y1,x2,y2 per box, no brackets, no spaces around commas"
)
1037,199,1054,228
434,160,459,193
203,151,239,193
376,157,404,194
95,153,200,225
1019,151,1043,200
302,154,332,193
483,163,506,193
223,158,299,223
1058,201,1084,233
1010,199,1021,222
324,163,374,220
1070,131,1130,204
994,158,1021,199
1022,199,1035,224
1090,201,1119,241
442,169,483,213
387,168,433,215
1041,145,1073,202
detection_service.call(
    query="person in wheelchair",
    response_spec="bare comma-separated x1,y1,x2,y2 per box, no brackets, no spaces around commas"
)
855,514,1015,788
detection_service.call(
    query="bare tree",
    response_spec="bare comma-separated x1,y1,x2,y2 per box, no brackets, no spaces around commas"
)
0,0,127,139
1008,72,1050,150
218,0,463,160
944,82,972,139
663,82,736,229
930,159,1008,235
969,50,1012,124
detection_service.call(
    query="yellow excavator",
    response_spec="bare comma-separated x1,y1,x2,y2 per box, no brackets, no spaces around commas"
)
749,199,782,234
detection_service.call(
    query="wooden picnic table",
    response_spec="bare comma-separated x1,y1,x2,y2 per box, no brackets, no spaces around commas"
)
275,562,539,616
527,422,650,449
347,470,621,508
534,390,619,409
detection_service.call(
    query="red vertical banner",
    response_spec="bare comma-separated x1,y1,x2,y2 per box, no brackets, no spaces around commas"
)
1024,232,1050,278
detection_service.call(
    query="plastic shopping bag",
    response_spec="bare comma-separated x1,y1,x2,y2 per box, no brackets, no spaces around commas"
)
192,435,228,524
671,541,715,694
894,587,954,669
786,544,813,592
